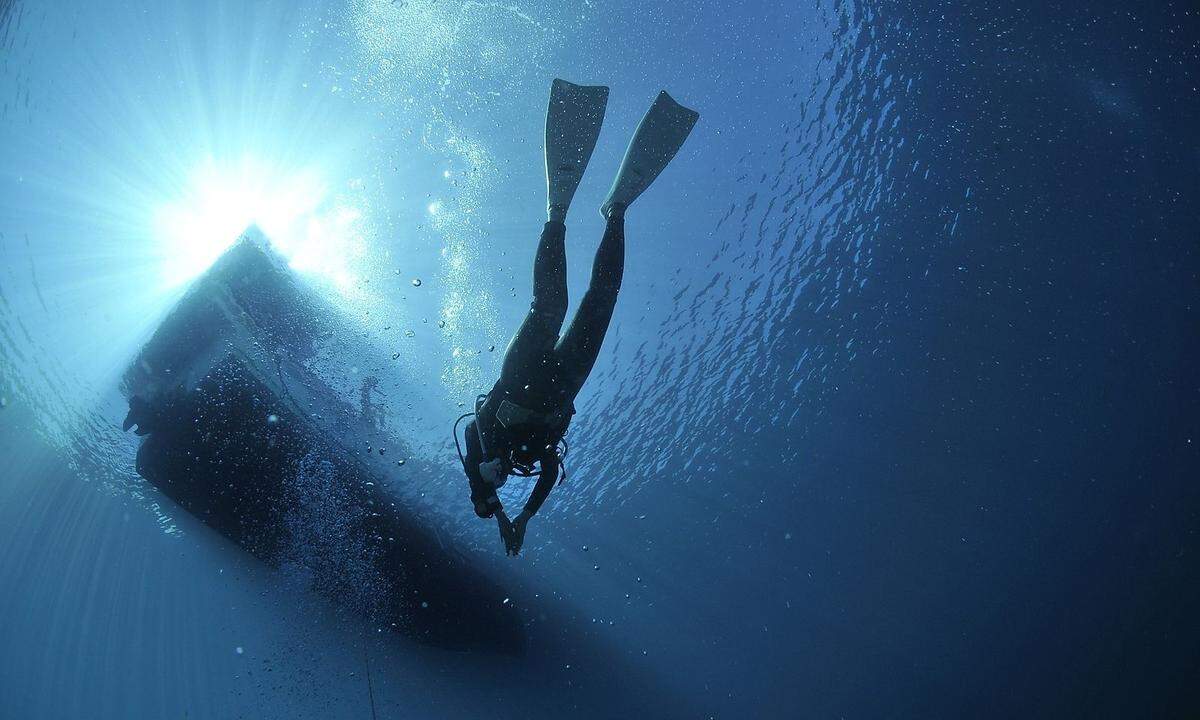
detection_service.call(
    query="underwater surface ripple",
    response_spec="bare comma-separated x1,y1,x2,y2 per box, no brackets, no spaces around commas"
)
568,1,936,510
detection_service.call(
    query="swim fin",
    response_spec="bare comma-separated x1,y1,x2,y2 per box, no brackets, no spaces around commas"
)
604,89,700,216
601,90,699,217
545,79,609,223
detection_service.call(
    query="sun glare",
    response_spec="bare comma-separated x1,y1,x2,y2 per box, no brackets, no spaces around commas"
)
155,158,365,290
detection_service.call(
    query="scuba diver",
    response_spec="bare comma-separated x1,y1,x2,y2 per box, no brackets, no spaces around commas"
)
456,79,698,555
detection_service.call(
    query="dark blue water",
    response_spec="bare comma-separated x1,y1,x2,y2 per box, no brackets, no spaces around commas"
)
1,1,1197,718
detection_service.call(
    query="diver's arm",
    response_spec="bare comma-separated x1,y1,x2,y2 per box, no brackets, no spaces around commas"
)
506,454,557,555
464,420,502,518
520,453,559,520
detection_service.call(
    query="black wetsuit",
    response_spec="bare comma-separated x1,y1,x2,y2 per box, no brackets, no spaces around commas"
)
464,211,625,518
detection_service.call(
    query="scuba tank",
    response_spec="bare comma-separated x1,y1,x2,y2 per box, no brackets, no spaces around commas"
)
453,393,570,483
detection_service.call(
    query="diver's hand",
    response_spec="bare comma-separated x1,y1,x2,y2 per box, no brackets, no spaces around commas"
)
495,509,515,553
508,511,530,556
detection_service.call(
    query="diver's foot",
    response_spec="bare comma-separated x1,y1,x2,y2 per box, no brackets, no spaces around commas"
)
545,80,608,225
599,91,699,217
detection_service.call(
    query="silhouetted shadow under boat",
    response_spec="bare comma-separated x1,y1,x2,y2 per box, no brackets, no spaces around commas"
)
120,228,523,652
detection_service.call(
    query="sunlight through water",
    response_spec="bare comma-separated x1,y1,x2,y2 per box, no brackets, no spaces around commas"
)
155,157,367,290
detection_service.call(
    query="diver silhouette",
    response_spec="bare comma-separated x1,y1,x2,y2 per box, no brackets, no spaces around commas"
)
456,79,698,555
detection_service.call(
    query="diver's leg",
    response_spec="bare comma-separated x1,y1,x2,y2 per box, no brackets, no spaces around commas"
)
554,209,625,398
497,221,569,385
